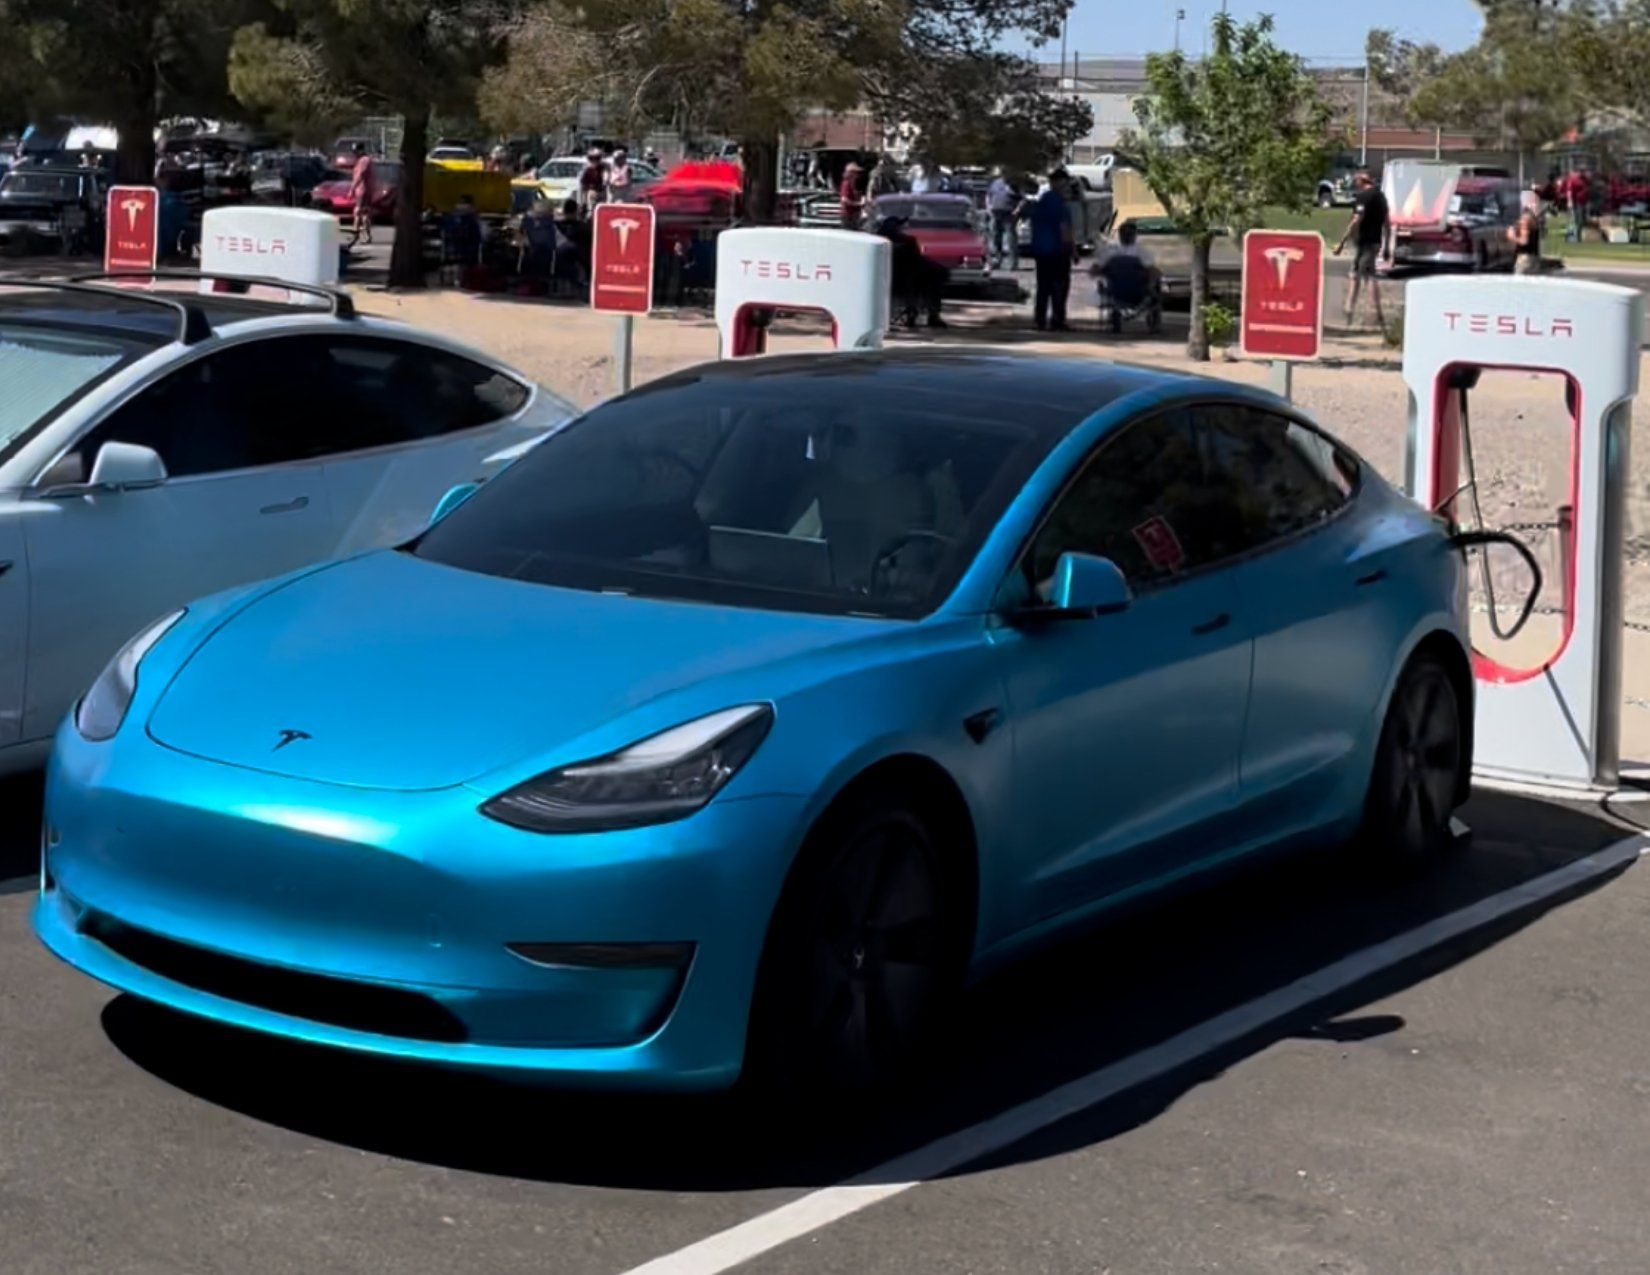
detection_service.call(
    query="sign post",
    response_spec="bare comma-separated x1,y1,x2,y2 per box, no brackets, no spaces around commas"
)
591,202,657,395
104,186,160,278
1238,228,1325,403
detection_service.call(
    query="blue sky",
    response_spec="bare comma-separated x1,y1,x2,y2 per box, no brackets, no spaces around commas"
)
1041,0,1484,63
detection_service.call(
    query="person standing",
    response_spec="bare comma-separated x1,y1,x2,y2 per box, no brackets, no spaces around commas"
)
1029,170,1073,331
910,160,936,195
1334,169,1388,329
607,147,633,201
577,148,606,215
986,168,1020,272
1510,184,1544,275
348,144,375,245
839,162,866,230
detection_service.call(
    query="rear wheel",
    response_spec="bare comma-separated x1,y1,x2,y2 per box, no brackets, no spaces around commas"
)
747,794,959,1096
1360,657,1464,866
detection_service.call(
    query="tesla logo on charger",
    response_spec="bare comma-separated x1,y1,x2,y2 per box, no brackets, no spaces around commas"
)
214,235,289,257
1263,246,1305,287
739,259,834,281
1443,312,1574,338
119,198,147,232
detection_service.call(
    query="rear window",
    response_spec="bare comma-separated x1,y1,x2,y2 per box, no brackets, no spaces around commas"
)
0,324,145,459
1,172,80,200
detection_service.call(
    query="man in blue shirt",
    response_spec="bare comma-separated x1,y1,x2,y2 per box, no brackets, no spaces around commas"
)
985,168,1021,272
1029,169,1074,331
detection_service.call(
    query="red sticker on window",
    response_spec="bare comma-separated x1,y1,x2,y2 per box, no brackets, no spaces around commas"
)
1132,515,1185,571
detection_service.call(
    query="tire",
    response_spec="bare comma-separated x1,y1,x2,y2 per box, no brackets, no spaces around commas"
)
746,791,961,1096
1359,656,1464,867
1318,188,1334,209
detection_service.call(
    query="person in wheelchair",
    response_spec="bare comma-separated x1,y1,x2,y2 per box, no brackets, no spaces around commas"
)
1091,220,1163,333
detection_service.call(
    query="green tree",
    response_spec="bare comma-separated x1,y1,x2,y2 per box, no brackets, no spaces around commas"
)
1402,0,1581,167
480,0,1085,221
8,0,264,183
231,1,516,287
1120,14,1334,361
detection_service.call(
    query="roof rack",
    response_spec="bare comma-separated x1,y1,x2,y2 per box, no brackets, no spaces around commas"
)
68,269,357,322
0,277,214,345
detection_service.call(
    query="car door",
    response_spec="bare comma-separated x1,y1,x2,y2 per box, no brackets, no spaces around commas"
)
1191,404,1399,825
0,500,25,746
994,409,1254,920
300,335,551,553
18,340,334,742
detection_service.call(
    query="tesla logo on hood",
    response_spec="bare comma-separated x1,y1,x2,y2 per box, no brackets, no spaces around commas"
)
272,729,312,752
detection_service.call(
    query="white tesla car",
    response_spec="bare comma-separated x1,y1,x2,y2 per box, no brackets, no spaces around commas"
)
0,277,572,774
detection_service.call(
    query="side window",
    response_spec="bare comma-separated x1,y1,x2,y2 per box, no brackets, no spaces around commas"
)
1194,406,1356,552
316,338,529,453
73,340,331,478
1024,411,1235,595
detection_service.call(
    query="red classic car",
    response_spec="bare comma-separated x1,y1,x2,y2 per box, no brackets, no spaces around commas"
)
310,159,401,222
869,193,989,279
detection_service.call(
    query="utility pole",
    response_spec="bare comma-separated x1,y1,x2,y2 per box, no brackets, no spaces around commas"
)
1174,7,1185,52
1360,62,1370,166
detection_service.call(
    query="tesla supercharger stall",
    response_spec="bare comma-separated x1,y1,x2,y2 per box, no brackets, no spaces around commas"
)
1404,275,1641,791
715,227,890,358
198,206,341,290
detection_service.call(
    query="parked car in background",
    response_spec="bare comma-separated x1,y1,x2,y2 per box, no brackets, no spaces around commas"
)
0,278,575,776
1318,169,1357,208
249,152,334,207
870,193,989,280
533,156,586,206
329,137,379,169
1384,161,1521,272
0,165,105,254
310,159,400,222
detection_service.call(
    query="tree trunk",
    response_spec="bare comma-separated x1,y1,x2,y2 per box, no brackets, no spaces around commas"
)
389,111,429,289
1188,233,1212,362
740,133,779,223
113,59,158,187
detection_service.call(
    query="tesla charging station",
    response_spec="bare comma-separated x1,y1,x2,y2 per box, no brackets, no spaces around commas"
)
715,228,890,358
1404,275,1641,790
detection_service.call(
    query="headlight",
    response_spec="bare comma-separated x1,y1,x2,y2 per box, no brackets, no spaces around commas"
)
481,704,773,833
75,610,185,741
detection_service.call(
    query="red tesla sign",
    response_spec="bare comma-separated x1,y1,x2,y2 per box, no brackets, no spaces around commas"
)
591,202,656,315
1240,229,1323,361
105,186,160,276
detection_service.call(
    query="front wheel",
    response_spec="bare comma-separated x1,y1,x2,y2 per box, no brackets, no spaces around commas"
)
1359,657,1464,866
747,794,959,1096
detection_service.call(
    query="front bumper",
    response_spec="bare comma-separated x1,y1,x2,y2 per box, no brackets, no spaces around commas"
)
34,727,807,1090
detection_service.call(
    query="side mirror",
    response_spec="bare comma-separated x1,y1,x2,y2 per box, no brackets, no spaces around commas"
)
87,442,167,491
431,481,479,525
1011,552,1133,625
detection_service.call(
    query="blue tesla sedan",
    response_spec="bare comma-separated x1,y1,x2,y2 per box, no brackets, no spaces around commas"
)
35,350,1472,1091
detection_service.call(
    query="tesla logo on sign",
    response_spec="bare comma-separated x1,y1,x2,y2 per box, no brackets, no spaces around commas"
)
104,185,159,278
1240,229,1324,362
1263,246,1305,288
591,202,656,316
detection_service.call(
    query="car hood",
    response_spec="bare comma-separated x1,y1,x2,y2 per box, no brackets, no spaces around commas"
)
147,551,890,791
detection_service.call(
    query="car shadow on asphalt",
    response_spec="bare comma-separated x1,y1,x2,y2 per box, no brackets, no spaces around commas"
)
0,773,43,894
97,790,1638,1192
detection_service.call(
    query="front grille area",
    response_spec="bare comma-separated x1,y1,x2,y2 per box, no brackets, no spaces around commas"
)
80,910,468,1044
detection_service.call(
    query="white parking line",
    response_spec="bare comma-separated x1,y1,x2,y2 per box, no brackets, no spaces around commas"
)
619,833,1648,1275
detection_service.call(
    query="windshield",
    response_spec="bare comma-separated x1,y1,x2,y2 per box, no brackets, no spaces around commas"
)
1,172,80,200
875,199,974,229
0,325,143,456
539,160,583,179
413,376,1049,618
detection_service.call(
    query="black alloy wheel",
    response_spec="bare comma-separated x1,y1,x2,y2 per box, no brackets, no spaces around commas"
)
750,798,956,1095
1362,657,1464,865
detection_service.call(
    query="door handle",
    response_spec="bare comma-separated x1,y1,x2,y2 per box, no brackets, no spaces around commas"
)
1191,612,1231,636
1354,568,1388,587
259,496,310,516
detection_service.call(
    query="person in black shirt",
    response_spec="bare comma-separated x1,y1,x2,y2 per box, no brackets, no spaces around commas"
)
1334,170,1388,328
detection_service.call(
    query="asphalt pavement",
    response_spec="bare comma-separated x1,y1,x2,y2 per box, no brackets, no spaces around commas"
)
3,767,1647,1274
